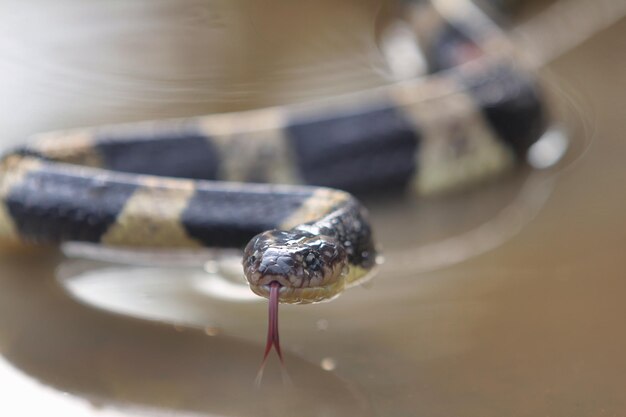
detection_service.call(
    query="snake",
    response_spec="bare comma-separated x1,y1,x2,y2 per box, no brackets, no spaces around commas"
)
0,1,547,362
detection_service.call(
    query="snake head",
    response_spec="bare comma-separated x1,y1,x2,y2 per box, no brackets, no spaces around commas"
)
243,230,348,304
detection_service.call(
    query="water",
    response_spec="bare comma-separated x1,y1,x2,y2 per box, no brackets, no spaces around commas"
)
1,1,625,416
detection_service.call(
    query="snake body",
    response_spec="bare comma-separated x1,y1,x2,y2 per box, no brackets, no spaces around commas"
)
0,1,547,303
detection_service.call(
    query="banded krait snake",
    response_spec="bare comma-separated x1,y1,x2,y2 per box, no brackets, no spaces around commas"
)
0,1,547,360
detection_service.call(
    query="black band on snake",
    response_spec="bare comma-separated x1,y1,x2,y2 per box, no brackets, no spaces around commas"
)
0,1,547,309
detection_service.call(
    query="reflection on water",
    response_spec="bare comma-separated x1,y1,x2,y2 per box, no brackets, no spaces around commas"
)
0,356,156,417
0,254,374,417
60,263,257,324
527,127,569,169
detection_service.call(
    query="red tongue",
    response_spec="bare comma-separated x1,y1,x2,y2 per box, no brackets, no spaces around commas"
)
257,282,283,380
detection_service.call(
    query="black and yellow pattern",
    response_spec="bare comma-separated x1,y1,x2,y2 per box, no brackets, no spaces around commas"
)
0,1,549,302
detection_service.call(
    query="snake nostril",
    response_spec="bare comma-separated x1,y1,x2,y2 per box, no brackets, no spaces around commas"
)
276,256,294,269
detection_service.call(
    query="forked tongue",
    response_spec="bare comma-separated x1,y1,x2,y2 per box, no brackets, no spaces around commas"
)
255,282,284,385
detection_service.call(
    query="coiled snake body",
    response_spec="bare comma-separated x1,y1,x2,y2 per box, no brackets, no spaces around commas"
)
0,2,546,307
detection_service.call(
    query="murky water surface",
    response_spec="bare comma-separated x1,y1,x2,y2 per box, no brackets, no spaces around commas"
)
1,1,625,416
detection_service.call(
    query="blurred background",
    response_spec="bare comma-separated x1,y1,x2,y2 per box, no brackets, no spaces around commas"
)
0,0,625,416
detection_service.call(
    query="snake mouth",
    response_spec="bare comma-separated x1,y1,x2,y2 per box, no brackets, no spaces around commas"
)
257,275,293,289
249,276,346,304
